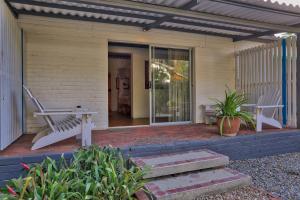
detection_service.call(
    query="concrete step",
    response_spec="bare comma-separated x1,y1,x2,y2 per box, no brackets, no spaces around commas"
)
144,168,251,200
131,149,229,178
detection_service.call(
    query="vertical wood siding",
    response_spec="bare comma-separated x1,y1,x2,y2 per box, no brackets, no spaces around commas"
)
236,37,297,128
0,1,23,150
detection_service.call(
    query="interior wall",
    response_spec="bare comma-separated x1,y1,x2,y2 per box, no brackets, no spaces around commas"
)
18,15,262,131
108,56,131,112
108,46,149,119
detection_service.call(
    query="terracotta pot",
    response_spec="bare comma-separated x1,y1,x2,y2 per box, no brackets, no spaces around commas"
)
216,117,241,137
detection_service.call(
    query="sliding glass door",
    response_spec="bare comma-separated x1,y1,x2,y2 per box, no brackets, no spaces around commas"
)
150,46,192,124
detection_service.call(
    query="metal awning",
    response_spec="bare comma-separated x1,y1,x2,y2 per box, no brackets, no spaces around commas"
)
6,0,300,42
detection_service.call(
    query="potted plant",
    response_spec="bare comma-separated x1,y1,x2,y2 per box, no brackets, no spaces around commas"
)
214,88,254,137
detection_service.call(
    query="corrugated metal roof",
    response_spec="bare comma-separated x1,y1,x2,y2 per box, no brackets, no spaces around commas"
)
7,0,300,42
191,0,300,25
12,2,155,25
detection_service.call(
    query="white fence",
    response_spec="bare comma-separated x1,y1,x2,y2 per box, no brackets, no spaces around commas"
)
235,37,297,128
0,1,23,150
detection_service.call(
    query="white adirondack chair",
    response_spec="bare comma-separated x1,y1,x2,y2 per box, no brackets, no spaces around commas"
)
23,86,96,150
242,89,283,132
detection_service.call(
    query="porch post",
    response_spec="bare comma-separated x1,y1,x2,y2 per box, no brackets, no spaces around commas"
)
282,39,287,126
297,34,300,128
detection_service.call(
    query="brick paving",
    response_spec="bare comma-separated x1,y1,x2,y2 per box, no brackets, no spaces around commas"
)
0,124,291,157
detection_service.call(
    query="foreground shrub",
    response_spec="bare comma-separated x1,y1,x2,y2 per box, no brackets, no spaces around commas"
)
0,146,146,200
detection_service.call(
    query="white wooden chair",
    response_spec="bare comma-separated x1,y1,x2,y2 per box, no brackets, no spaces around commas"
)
23,86,96,150
242,89,283,132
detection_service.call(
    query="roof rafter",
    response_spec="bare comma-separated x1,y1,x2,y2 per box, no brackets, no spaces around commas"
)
207,0,300,18
17,9,147,27
15,9,238,39
80,0,300,33
8,0,159,21
7,0,299,42
233,30,275,42
166,18,261,34
233,23,300,42
143,0,199,31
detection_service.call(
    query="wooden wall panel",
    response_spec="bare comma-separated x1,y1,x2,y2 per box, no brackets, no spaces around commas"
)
0,1,23,149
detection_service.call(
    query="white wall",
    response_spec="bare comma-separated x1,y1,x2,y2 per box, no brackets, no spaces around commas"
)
23,28,108,132
108,56,131,112
108,46,149,119
18,15,246,132
0,1,23,149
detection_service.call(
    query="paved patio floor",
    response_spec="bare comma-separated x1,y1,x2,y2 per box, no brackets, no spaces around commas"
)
0,124,292,157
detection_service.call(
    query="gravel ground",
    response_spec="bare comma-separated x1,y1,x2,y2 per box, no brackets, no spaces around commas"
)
229,152,300,200
196,186,275,200
196,152,300,200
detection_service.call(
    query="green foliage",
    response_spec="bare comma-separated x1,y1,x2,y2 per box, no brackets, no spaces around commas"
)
0,146,146,200
214,88,255,135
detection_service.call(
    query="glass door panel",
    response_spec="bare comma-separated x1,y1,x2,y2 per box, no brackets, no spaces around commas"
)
150,46,191,124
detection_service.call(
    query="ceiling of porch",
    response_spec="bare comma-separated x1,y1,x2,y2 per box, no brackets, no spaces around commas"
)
6,0,300,42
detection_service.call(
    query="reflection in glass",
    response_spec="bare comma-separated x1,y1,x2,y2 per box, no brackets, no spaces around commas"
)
151,47,191,123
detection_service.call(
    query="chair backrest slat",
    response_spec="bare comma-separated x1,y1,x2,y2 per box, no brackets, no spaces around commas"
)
257,87,281,118
23,85,56,132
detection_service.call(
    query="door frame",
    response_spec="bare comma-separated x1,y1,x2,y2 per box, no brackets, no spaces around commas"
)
149,45,193,126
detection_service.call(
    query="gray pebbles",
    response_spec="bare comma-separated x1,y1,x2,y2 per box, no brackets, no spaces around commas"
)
197,152,300,200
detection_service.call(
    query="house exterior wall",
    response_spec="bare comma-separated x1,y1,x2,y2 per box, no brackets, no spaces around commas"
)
19,15,250,132
0,1,23,149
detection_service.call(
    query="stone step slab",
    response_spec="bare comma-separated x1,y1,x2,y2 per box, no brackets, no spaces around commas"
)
131,149,229,178
144,168,251,200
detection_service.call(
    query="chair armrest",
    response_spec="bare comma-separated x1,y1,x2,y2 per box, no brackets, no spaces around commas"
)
43,108,75,112
256,105,284,109
33,111,97,117
241,104,257,107
43,108,88,112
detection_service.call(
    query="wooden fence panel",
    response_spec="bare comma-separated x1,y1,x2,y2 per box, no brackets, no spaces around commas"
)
0,1,23,149
235,37,297,128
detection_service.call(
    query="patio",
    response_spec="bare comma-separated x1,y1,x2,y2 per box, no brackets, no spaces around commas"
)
0,124,294,157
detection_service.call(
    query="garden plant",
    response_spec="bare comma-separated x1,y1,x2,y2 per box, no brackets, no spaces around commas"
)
0,146,146,200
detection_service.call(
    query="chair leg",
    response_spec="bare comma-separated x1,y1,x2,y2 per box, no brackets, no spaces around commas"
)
256,108,263,132
81,114,92,147
261,116,282,129
32,127,51,143
32,128,80,150
256,113,282,132
256,114,263,132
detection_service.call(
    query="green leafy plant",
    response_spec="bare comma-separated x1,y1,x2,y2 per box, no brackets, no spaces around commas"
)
0,146,146,200
214,88,255,135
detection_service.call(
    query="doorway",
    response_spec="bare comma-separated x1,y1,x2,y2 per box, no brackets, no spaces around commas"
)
108,43,150,127
107,42,192,127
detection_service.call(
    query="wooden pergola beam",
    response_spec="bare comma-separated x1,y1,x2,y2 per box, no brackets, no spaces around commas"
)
233,30,276,42
8,0,159,21
143,0,199,31
83,0,300,33
166,18,261,34
234,23,300,42
207,0,300,18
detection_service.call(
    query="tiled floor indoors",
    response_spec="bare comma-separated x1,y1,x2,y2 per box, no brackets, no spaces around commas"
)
0,124,293,157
